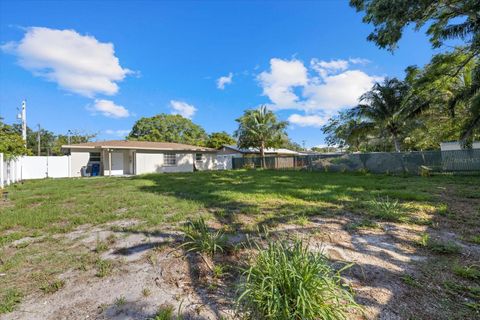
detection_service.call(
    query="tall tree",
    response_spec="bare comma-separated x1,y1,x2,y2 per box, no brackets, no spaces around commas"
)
206,131,236,149
128,114,208,146
350,0,480,142
0,119,29,159
235,106,288,166
352,78,425,152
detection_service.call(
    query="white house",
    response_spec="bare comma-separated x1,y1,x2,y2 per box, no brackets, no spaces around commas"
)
440,141,480,151
62,140,218,177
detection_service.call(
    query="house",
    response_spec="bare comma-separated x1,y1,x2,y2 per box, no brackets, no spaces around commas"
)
62,140,217,177
217,145,301,158
440,141,480,151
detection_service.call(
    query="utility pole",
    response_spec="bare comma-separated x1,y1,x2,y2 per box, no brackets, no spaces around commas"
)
37,124,41,156
17,100,27,147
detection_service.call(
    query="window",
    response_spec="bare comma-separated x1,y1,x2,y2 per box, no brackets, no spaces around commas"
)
195,153,204,162
164,153,176,166
89,152,101,162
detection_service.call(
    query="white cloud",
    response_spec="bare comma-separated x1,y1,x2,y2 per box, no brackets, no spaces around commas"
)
349,57,371,65
170,100,197,119
288,114,327,128
258,58,308,108
258,57,382,127
216,72,233,89
89,99,130,118
2,27,131,97
104,129,130,137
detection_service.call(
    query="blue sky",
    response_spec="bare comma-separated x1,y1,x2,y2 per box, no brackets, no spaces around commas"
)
0,0,436,148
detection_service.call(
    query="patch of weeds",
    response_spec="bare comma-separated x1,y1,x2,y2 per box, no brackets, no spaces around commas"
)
150,304,174,320
400,274,421,288
114,295,127,307
436,203,449,216
95,258,113,277
443,281,480,300
293,214,309,226
213,264,226,278
0,289,22,314
368,196,406,222
417,233,430,247
467,235,480,245
40,279,65,294
345,219,379,231
95,236,109,253
180,217,226,256
146,252,157,266
452,264,480,280
238,240,359,319
142,288,151,297
426,239,461,254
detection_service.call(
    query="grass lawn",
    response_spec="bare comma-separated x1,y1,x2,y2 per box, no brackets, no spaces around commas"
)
1,170,479,318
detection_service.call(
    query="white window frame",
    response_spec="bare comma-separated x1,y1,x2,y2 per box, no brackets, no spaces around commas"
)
164,153,177,166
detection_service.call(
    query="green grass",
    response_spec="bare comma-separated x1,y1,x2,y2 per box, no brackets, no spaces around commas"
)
0,289,22,314
1,170,479,315
238,240,359,319
2,170,475,242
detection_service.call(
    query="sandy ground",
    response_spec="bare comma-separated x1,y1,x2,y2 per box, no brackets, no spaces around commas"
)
2,212,478,320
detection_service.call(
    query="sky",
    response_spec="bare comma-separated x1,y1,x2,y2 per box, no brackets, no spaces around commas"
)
0,0,437,148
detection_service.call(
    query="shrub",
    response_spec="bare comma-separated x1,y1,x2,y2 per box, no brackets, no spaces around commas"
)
238,240,359,320
181,217,226,256
369,196,405,221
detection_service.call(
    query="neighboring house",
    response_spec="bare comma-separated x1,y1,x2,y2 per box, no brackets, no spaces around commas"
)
217,145,301,158
440,141,480,151
62,140,217,177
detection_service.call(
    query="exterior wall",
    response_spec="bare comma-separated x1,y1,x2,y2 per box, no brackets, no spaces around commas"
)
135,151,194,174
194,153,217,171
70,150,91,177
103,150,128,176
440,141,480,151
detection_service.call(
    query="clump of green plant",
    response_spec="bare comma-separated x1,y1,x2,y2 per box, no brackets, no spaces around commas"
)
95,235,109,253
238,240,359,320
345,219,379,231
152,305,174,320
0,289,22,314
181,218,226,256
453,264,480,280
40,279,65,294
467,235,480,244
142,288,152,297
426,239,461,254
369,196,405,221
114,295,127,307
95,258,113,277
400,274,420,288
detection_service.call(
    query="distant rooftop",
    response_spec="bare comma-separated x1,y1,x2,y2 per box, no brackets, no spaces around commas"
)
223,145,301,155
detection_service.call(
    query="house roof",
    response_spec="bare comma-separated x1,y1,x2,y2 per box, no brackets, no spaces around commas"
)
62,140,216,152
223,145,300,155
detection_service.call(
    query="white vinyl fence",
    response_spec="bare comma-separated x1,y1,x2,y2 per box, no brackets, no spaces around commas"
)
1,153,71,188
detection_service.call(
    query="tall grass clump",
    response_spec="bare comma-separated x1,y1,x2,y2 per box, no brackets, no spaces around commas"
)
369,196,405,221
181,217,226,256
238,240,359,320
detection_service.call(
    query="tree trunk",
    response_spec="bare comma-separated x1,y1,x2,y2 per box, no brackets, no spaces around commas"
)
260,141,265,168
392,134,401,152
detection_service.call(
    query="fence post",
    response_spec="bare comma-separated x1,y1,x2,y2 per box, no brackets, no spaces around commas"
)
0,153,3,189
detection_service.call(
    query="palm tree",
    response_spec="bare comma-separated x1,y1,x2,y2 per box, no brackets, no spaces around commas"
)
235,106,288,167
352,78,426,152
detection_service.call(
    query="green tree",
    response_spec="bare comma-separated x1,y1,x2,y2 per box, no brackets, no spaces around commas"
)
0,120,29,159
352,78,425,152
51,131,96,155
350,0,480,142
322,110,375,152
205,131,236,149
235,106,288,166
128,114,208,146
280,138,304,152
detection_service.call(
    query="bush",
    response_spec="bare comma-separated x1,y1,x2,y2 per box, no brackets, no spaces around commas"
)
238,240,359,320
181,217,226,256
369,196,405,221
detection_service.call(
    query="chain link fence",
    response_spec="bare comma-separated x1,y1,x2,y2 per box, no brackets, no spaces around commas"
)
232,149,480,174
